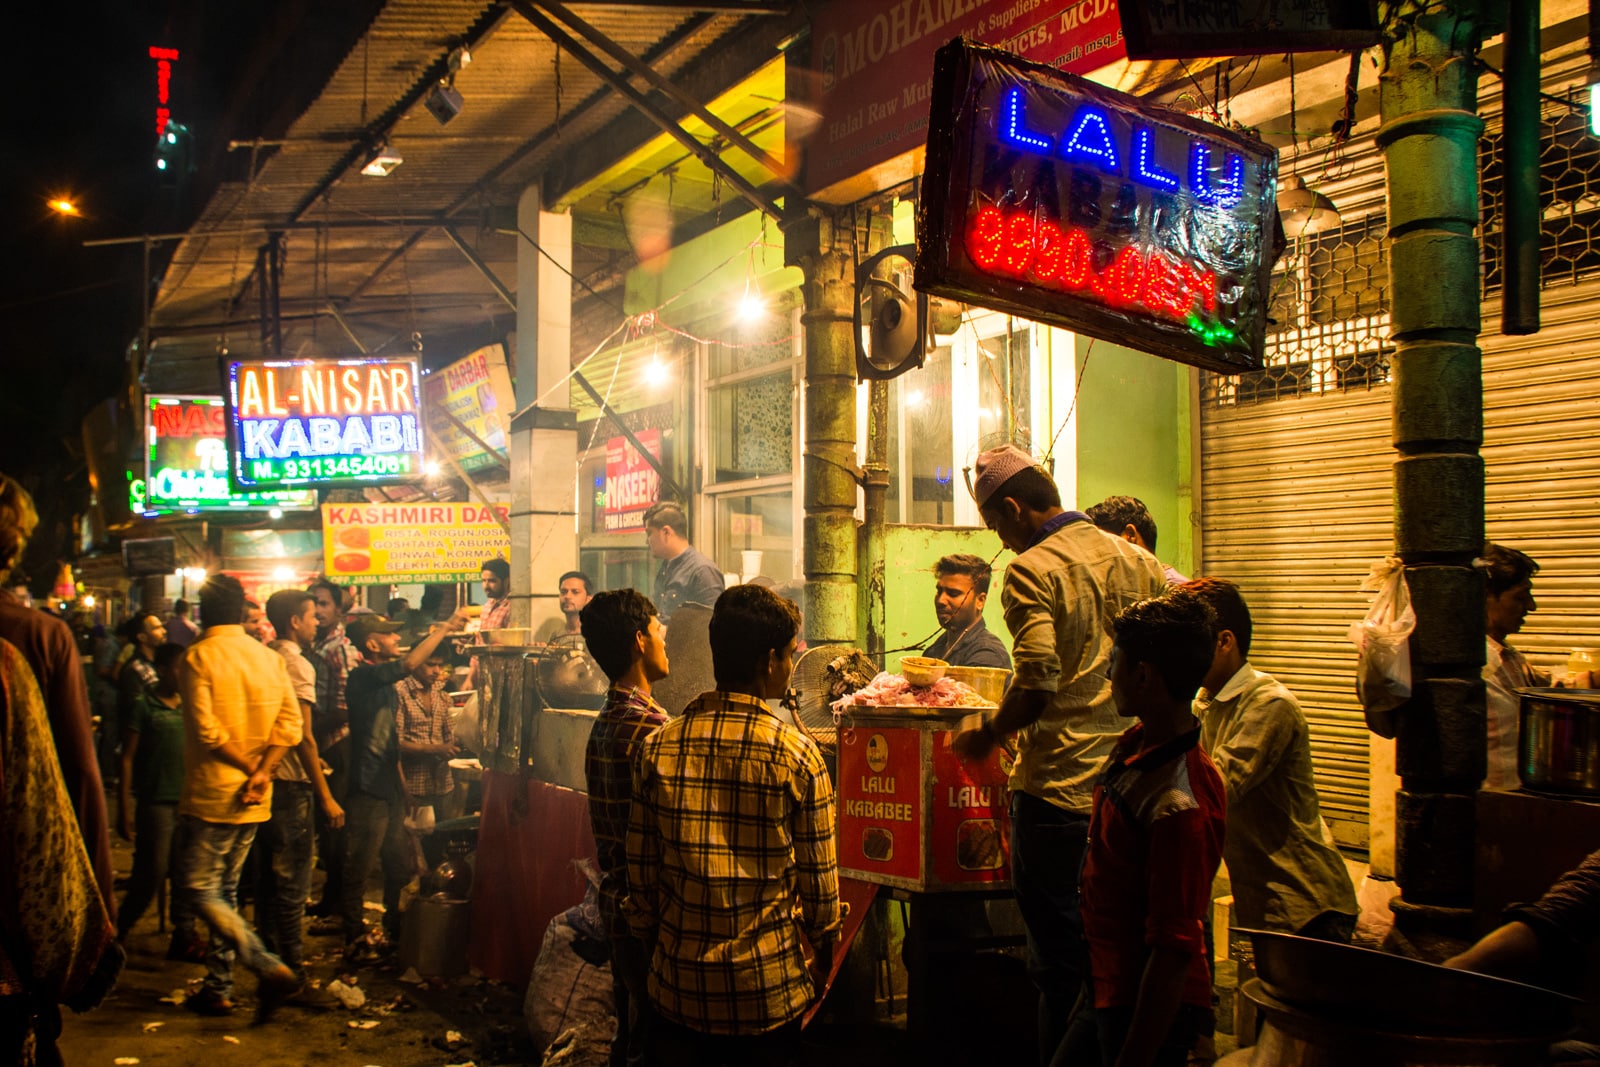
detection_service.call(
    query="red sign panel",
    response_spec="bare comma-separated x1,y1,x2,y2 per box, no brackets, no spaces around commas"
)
603,430,663,534
803,0,1127,196
930,738,1012,885
837,727,923,883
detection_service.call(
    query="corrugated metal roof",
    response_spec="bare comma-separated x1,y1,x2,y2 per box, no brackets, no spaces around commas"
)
147,0,776,393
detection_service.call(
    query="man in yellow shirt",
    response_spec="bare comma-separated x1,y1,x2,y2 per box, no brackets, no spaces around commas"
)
174,575,303,1021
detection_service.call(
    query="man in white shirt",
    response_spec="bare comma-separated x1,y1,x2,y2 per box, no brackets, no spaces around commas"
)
1482,543,1549,791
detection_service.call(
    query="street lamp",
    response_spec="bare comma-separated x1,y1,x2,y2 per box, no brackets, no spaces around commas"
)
48,197,80,217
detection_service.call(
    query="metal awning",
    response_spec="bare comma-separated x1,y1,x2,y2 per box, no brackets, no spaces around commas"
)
144,0,798,394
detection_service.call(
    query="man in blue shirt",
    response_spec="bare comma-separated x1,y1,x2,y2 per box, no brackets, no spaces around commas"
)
339,609,465,957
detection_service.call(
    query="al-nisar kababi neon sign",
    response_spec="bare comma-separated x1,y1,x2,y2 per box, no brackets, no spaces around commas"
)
916,40,1281,373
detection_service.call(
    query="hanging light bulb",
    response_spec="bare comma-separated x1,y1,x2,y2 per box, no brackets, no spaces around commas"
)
736,276,765,324
1277,175,1342,237
643,356,670,388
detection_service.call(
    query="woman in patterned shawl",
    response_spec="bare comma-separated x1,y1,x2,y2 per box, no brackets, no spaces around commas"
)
0,638,123,1066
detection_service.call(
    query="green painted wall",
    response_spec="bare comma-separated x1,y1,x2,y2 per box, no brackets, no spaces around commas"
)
871,524,1014,673
623,211,797,326
1072,338,1196,578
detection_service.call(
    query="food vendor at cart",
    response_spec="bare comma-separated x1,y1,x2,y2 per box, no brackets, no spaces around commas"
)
922,553,1011,671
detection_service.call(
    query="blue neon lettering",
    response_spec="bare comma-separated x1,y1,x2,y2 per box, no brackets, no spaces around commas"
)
1060,107,1118,172
1191,143,1245,208
1001,87,1052,153
1132,127,1179,192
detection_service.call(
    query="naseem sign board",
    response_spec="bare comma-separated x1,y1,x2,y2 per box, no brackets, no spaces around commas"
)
141,395,315,514
227,358,424,492
915,39,1280,373
603,430,663,534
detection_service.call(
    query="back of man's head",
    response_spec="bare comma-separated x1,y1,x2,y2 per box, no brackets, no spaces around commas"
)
708,584,801,689
644,502,690,542
173,598,191,618
581,589,658,682
979,466,1061,518
935,553,993,596
198,575,247,631
267,589,314,639
0,473,38,583
1087,495,1158,553
1180,577,1252,657
1482,542,1539,596
1112,589,1217,703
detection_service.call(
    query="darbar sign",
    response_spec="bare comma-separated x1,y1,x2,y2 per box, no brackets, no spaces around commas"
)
915,39,1280,373
227,358,425,492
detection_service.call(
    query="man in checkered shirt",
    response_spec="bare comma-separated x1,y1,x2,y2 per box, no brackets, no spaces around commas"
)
624,584,841,1065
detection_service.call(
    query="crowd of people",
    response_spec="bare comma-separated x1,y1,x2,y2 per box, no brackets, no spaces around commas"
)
0,437,1581,1067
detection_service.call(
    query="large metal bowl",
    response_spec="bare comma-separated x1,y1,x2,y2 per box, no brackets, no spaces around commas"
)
1519,687,1600,796
1243,928,1578,1035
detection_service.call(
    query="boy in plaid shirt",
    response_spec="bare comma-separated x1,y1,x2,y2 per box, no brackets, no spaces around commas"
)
581,590,670,1067
394,652,457,820
625,584,840,1066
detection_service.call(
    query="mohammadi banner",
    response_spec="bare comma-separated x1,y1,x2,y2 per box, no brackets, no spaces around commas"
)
603,430,662,534
803,0,1128,195
422,344,514,473
321,502,510,585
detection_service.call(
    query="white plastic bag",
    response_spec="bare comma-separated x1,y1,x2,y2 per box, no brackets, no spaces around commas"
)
1347,556,1415,738
405,804,436,834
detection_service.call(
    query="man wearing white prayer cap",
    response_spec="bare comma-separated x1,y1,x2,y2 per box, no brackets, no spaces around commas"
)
952,444,1166,1065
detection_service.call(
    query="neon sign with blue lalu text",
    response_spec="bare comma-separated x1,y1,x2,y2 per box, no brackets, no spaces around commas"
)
916,39,1281,373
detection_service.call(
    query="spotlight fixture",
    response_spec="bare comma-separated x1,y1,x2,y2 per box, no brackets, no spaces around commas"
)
360,143,404,177
425,83,464,125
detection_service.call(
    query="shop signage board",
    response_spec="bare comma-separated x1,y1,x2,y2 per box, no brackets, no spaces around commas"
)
421,344,514,473
1119,0,1380,59
122,537,177,577
915,39,1279,374
227,358,425,492
142,395,316,514
603,430,663,534
321,502,511,585
836,708,1011,891
804,0,1127,195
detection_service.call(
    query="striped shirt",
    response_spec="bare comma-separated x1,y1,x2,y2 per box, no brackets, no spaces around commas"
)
584,686,667,939
625,690,842,1035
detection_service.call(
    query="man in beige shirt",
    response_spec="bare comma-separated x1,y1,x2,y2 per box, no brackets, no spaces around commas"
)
1482,543,1549,791
953,446,1166,1065
175,575,303,1021
1185,577,1357,941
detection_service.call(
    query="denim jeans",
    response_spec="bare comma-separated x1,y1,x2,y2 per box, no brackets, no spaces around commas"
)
1009,790,1091,1067
341,790,411,943
118,800,196,940
313,736,349,910
176,814,289,1000
255,781,315,973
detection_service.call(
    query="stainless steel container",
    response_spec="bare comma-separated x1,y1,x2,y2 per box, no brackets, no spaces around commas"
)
1518,686,1600,796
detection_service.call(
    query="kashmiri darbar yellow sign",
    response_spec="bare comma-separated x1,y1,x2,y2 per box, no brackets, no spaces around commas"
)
321,503,510,585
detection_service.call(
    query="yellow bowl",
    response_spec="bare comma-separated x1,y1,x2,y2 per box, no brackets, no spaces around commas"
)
900,656,949,687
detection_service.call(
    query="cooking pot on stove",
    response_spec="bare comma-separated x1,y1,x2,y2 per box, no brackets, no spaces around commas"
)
1518,686,1600,797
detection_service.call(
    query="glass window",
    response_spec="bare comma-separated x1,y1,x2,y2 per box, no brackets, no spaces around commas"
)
707,289,800,378
709,372,793,482
710,491,795,581
977,323,1033,451
580,548,654,597
887,342,957,524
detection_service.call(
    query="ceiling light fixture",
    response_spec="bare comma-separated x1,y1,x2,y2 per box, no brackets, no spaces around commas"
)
1276,55,1341,239
360,143,404,177
425,83,464,125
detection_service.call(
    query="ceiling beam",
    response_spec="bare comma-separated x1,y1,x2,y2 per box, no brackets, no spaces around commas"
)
509,0,784,221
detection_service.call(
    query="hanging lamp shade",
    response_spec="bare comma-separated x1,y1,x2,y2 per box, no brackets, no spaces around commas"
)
1277,175,1342,238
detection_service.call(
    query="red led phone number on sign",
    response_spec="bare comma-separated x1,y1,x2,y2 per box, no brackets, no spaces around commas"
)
965,206,1219,323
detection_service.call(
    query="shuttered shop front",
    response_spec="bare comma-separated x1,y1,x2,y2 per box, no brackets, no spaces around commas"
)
1200,46,1600,849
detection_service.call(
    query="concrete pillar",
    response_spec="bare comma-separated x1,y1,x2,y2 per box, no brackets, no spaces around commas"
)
784,209,859,647
508,185,578,633
1377,0,1487,945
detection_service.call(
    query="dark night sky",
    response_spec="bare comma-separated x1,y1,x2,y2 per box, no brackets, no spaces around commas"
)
3,3,169,477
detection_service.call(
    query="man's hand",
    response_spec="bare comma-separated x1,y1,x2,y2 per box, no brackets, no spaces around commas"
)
809,939,835,990
240,768,273,807
322,796,346,830
951,712,996,761
434,741,461,759
117,812,134,842
443,609,470,633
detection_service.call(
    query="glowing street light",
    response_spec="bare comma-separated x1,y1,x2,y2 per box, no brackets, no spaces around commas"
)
48,197,80,217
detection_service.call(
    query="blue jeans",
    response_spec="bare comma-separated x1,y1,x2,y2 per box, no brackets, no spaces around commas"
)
118,800,196,941
341,790,411,943
255,782,315,973
176,814,288,1000
1009,790,1091,1067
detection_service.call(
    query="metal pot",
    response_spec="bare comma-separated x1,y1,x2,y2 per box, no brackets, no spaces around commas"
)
1518,686,1600,796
